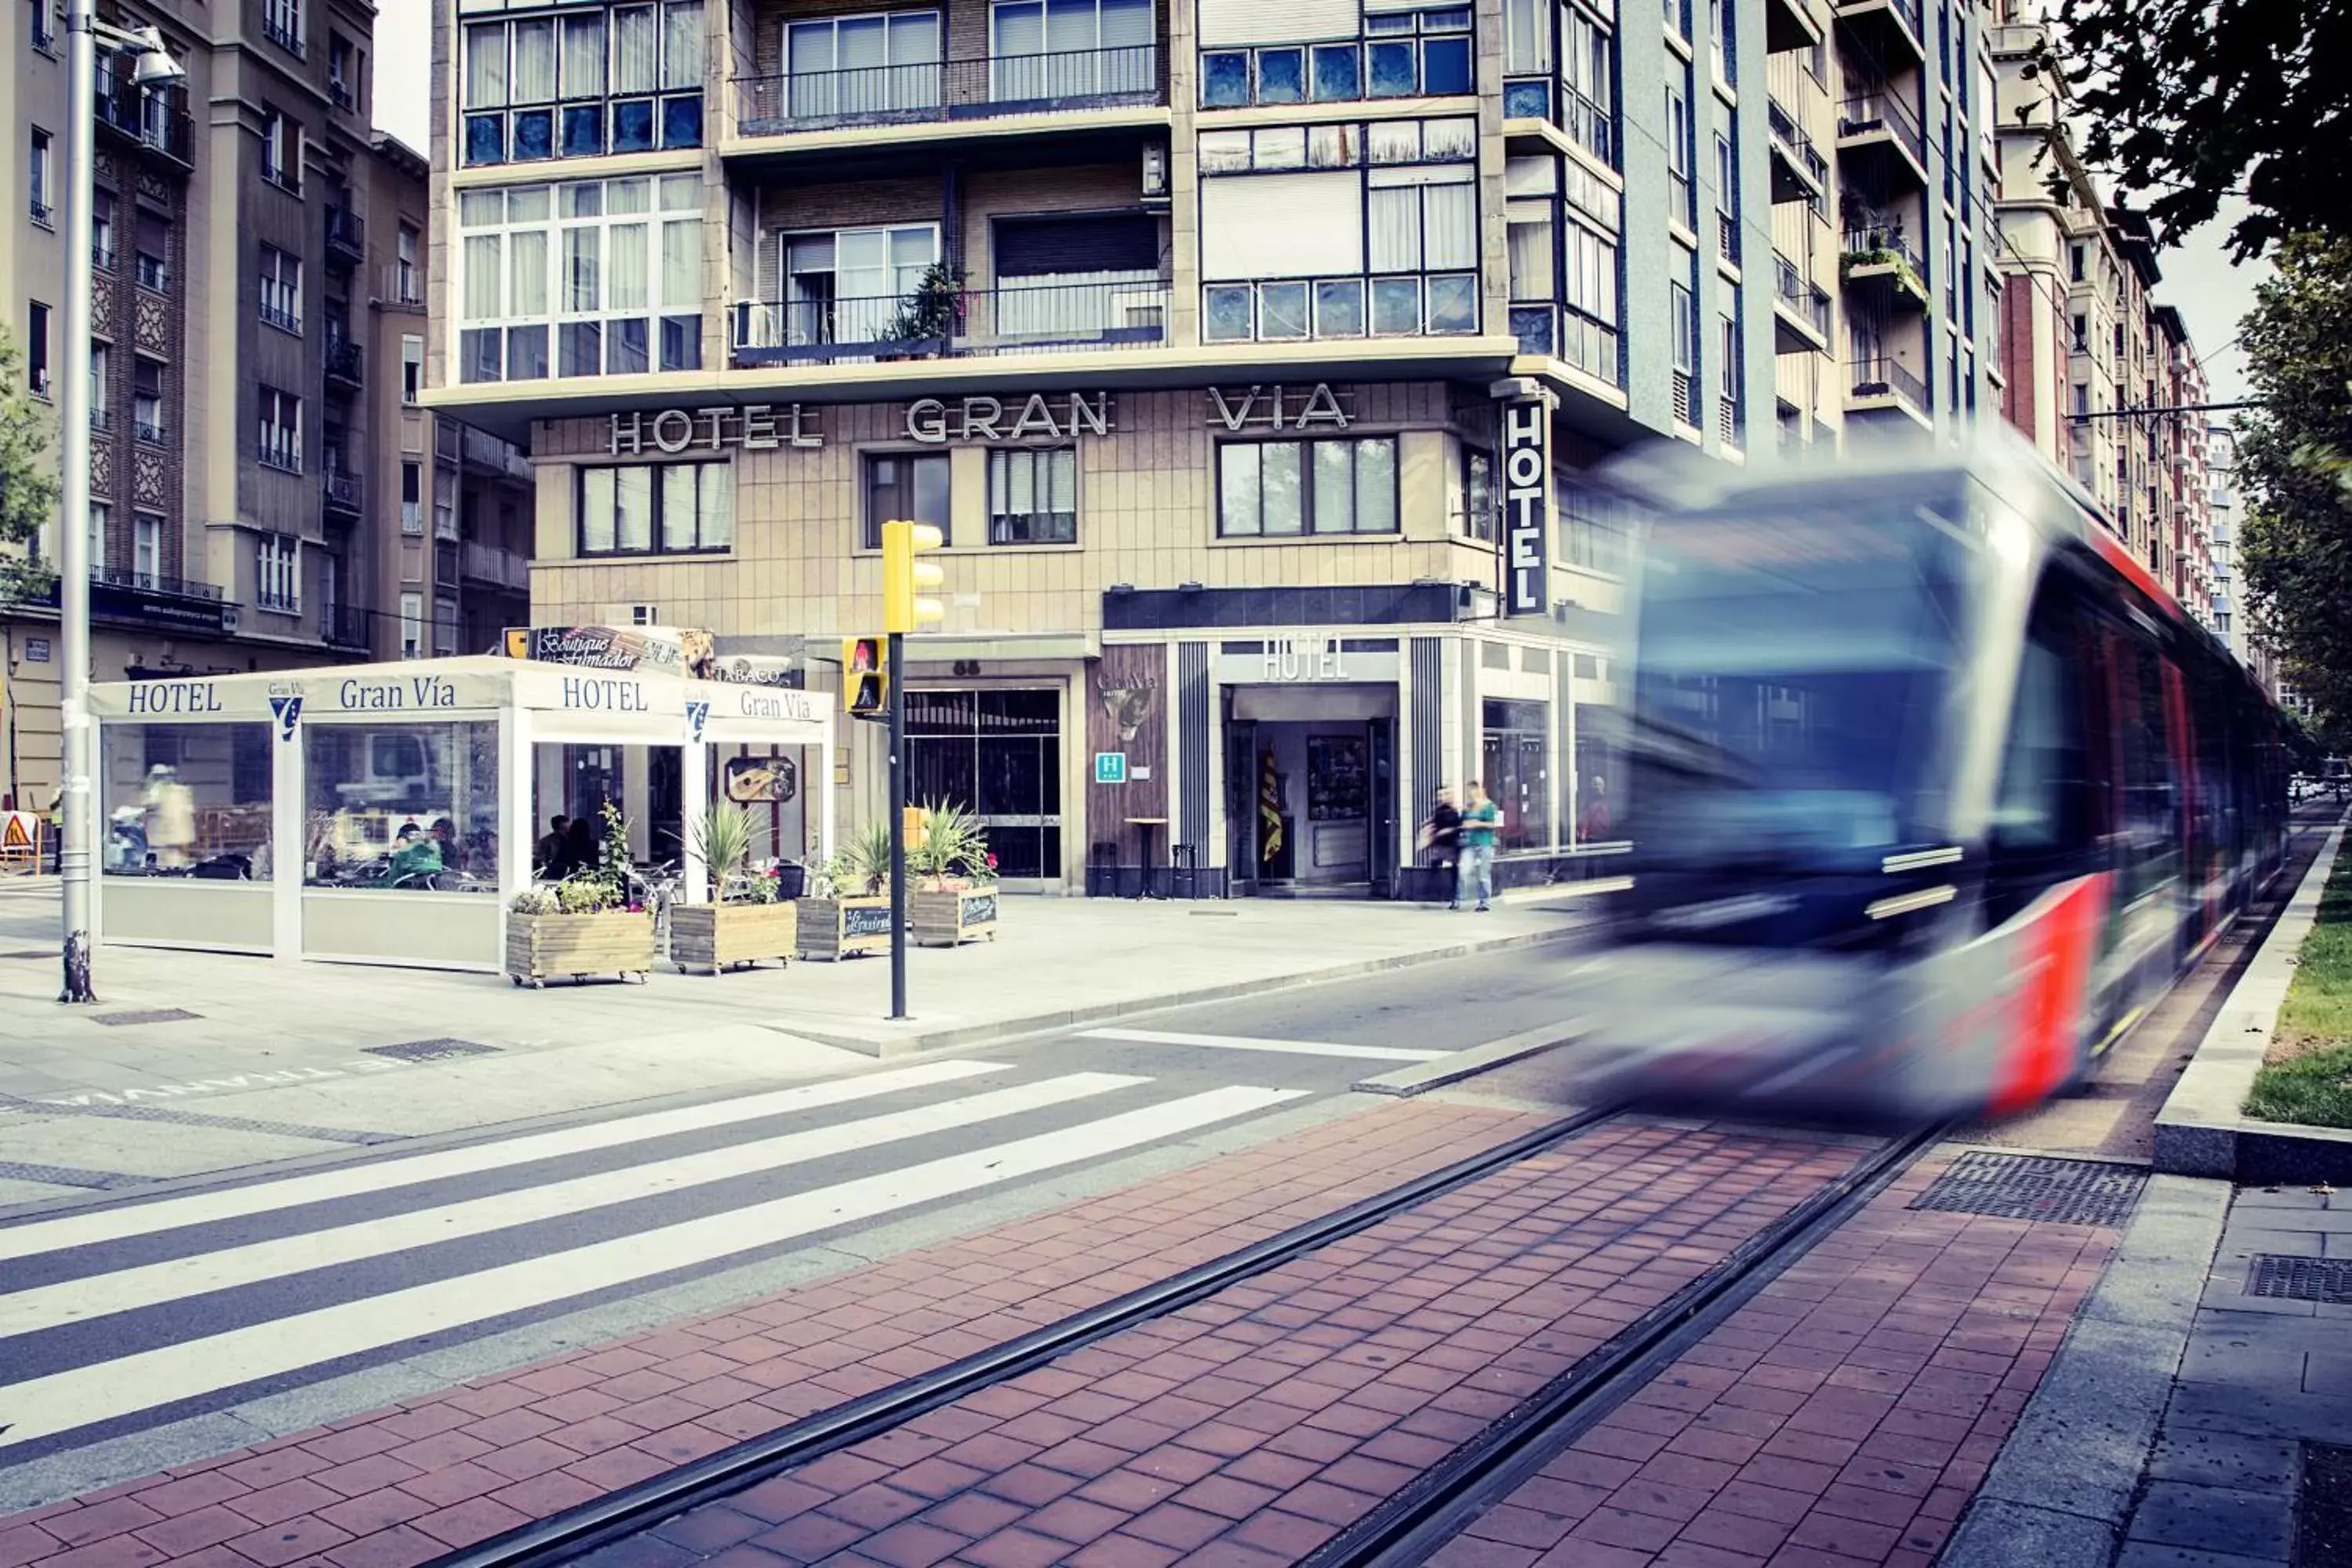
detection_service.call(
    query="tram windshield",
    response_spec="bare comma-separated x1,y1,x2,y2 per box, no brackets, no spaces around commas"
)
1628,482,1978,867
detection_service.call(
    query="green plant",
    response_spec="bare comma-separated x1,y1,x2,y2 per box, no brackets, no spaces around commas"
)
910,800,994,884
554,874,622,913
691,803,754,892
0,328,60,611
510,887,557,915
884,263,959,345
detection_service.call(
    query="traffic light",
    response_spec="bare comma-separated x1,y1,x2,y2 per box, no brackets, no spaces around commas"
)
881,519,946,636
843,636,886,720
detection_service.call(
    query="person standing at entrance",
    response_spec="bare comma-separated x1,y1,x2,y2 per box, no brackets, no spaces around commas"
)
1456,780,1500,911
1419,786,1461,902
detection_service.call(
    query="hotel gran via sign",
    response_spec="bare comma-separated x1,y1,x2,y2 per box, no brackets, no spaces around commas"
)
608,384,1359,456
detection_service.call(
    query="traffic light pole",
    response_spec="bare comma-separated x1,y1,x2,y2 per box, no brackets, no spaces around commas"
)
887,629,909,1021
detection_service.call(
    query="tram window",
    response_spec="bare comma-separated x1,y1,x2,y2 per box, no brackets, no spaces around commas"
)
2114,634,2183,906
1991,633,2090,855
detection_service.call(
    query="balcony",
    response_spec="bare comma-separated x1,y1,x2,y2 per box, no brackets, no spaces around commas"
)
325,205,365,268
1771,252,1832,354
462,541,530,591
324,604,372,651
1501,78,1616,169
322,468,364,520
1765,0,1824,51
1848,356,1931,424
1833,0,1926,67
1841,223,1929,309
325,338,363,390
735,45,1161,143
1837,89,1928,191
1508,302,1621,387
731,276,1170,367
134,414,167,445
90,405,114,434
93,77,194,170
49,566,234,635
1766,99,1827,205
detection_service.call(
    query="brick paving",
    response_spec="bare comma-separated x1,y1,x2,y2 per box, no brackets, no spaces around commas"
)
0,1100,1553,1568
524,1120,1866,1568
1427,1149,2120,1568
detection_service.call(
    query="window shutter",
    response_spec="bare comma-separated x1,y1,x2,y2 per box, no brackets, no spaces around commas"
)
1200,172,1363,278
994,213,1160,276
1197,0,1356,45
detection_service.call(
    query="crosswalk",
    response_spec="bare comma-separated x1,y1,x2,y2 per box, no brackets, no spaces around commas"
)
0,1059,1304,1457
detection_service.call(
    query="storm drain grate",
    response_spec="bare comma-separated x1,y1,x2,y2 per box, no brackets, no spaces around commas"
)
89,1008,202,1026
1907,1151,2147,1229
364,1038,501,1063
2248,1255,2352,1305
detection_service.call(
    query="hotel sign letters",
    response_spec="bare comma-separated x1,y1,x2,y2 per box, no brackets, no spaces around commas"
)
1502,399,1550,617
1207,383,1352,432
1261,636,1350,681
610,405,822,456
906,392,1113,444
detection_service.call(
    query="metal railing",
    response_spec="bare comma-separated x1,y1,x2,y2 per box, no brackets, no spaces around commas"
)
325,339,362,385
1766,96,1818,172
463,541,531,590
134,255,169,292
322,468,363,514
737,44,1160,135
1838,0,1923,39
1773,251,1831,336
257,442,302,474
90,405,113,433
262,13,303,55
325,604,371,649
1508,302,1621,386
325,205,365,263
1838,86,1925,167
93,78,194,165
29,199,53,227
96,564,221,601
732,277,1170,364
92,240,114,271
134,414,166,444
260,301,299,333
1849,356,1928,407
1842,222,1928,281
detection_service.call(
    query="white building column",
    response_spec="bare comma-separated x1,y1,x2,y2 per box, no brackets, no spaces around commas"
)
681,740,710,902
271,710,302,963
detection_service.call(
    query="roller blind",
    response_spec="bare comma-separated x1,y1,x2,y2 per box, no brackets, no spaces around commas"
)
1197,0,1355,45
1200,172,1363,278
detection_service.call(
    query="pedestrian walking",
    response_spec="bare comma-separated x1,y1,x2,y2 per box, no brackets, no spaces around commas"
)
1457,779,1500,911
1417,786,1462,905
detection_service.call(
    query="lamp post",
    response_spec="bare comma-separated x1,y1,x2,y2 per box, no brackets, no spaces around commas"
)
56,2,183,1003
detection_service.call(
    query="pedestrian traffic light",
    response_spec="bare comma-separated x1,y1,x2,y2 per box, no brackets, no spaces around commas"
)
881,520,946,636
843,636,886,720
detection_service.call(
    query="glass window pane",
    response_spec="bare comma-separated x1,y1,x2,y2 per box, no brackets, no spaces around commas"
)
509,228,548,314
465,114,506,165
1308,123,1356,166
460,326,503,380
661,93,702,147
1368,39,1415,96
1258,281,1308,339
511,108,554,159
1371,275,1422,333
563,226,600,310
509,186,552,222
659,313,700,370
662,463,699,548
612,5,657,91
1312,441,1353,533
1427,272,1478,332
559,318,601,375
661,219,699,310
1200,129,1250,172
1261,443,1304,535
103,723,274,878
608,176,651,213
580,466,616,551
1421,180,1478,269
662,0,702,88
1311,42,1359,100
561,104,604,156
1219,443,1259,535
699,463,732,546
1424,35,1472,93
507,323,549,378
1253,125,1305,168
615,465,653,550
1356,438,1397,531
1203,284,1254,342
608,222,648,309
612,97,656,151
608,315,649,372
912,452,950,529
465,23,509,106
511,18,554,98
1367,186,1420,271
1314,278,1364,336
560,13,604,96
1258,47,1304,102
1369,122,1420,164
463,234,503,319
1201,50,1249,107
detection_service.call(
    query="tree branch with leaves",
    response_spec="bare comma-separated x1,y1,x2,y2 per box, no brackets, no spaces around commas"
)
0,328,60,610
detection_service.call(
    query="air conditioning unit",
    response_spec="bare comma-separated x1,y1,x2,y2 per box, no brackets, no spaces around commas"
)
598,602,659,626
1140,141,1170,206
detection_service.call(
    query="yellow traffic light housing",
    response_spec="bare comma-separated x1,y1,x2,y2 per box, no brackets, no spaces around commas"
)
843,635,886,720
881,519,946,635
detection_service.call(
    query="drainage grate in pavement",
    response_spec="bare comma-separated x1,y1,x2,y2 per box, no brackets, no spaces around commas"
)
0,1160,151,1190
364,1038,501,1062
1907,1150,2147,1229
0,1094,400,1146
2302,1444,2352,1567
89,1008,202,1026
2247,1255,2352,1305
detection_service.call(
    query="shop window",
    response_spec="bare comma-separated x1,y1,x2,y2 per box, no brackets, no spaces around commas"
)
577,460,732,554
463,1,702,166
100,723,274,877
302,722,500,890
459,176,702,382
863,451,949,550
987,448,1076,545
1217,437,1398,538
1481,698,1551,850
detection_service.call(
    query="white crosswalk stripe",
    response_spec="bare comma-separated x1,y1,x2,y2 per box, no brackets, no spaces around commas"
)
1080,1026,1446,1062
0,1069,1305,1455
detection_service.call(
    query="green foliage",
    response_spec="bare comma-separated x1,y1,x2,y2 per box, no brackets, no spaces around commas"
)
690,804,753,883
510,886,558,915
822,820,892,898
2047,0,2348,260
910,800,995,884
2247,855,2352,1128
0,328,60,609
2236,236,2352,730
884,263,960,344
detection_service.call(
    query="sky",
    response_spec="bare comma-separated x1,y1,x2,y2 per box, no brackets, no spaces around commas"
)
365,0,2267,404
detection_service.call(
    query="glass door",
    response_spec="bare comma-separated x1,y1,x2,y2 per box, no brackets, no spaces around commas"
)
1224,715,1258,892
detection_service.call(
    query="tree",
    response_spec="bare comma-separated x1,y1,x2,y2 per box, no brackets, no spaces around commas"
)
2238,235,2352,727
2047,0,2350,260
0,328,60,608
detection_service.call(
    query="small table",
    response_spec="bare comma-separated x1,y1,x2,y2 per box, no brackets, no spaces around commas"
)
1126,816,1168,899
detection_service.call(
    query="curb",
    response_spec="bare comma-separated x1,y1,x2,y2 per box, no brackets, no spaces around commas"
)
1937,1171,2233,1568
1351,1019,1588,1096
2153,822,2352,1182
786,921,1594,1058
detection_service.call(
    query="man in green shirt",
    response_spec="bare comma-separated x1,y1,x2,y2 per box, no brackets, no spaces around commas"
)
1455,779,1501,911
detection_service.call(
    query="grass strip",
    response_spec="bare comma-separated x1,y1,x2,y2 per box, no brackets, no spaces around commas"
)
2247,848,2352,1129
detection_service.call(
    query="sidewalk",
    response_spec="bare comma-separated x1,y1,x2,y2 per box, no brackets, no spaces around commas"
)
0,890,1588,1203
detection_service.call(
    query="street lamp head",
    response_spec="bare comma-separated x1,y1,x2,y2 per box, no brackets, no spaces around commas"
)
129,28,184,86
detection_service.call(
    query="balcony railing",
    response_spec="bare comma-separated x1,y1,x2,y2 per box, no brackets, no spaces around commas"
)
96,564,222,602
732,276,1171,365
1838,87,1926,169
1501,78,1617,169
134,414,166,444
463,541,531,590
1849,356,1929,408
95,78,194,166
325,205,365,266
92,240,115,271
1773,251,1832,337
1838,0,1923,42
1842,222,1929,293
322,468,363,516
325,339,362,387
90,405,114,433
737,45,1160,136
325,604,371,649
30,198,53,227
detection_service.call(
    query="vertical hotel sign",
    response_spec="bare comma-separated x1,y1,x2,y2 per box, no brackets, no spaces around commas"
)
1502,400,1550,615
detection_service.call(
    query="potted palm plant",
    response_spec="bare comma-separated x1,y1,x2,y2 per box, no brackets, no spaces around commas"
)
880,263,959,358
506,802,656,985
909,800,1000,947
796,820,895,960
670,804,798,974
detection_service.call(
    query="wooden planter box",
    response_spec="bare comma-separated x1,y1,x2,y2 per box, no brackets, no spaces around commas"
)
796,895,893,960
671,901,797,975
913,886,1000,947
506,909,656,986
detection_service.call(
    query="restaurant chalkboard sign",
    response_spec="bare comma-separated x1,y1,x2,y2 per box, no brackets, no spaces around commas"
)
841,903,896,938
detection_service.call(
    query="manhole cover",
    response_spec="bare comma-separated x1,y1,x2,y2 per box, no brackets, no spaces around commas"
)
2247,1255,2352,1305
90,1008,201,1026
364,1038,501,1062
1907,1151,2146,1228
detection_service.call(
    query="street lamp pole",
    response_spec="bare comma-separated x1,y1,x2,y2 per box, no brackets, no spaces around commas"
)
54,2,182,1004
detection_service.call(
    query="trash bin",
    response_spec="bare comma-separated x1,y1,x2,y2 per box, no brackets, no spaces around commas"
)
774,861,808,901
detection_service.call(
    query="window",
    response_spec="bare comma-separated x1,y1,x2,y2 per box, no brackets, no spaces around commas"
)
88,339,108,425
2071,311,2086,352
1670,274,1697,426
1482,699,1551,849
263,0,302,53
1708,0,1733,81
989,0,1153,100
2069,241,2085,282
1558,2,1615,165
261,111,299,190
987,448,1077,544
1200,5,1471,109
86,500,110,570
256,534,300,611
30,0,54,52
776,223,939,349
328,34,356,105
399,593,423,658
434,464,458,538
257,386,302,471
25,303,49,400
1712,132,1737,260
463,1,703,165
862,452,949,551
259,245,302,332
1464,447,1497,543
1217,437,1398,537
29,128,53,225
576,462,733,554
401,460,424,534
1665,74,1694,227
132,510,162,586
133,355,165,441
92,189,116,270
401,333,423,403
458,176,702,381
783,10,942,122
1717,310,1742,445
395,224,420,301
135,211,171,292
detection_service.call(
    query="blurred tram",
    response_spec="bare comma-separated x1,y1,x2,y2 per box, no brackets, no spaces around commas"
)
1579,432,2290,1122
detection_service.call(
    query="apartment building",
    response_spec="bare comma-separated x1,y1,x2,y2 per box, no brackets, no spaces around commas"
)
2154,303,2214,629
